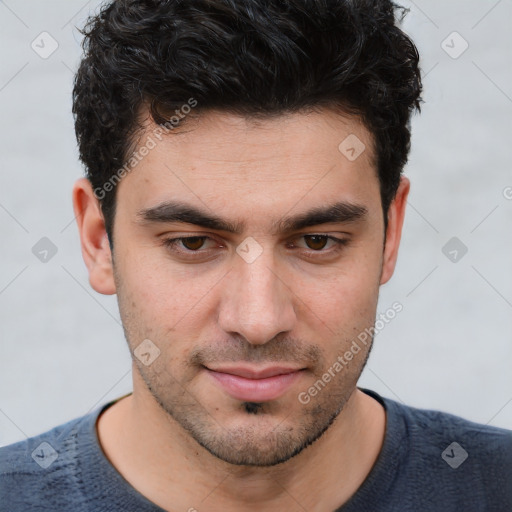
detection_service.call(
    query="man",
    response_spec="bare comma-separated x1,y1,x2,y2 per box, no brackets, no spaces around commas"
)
1,0,510,510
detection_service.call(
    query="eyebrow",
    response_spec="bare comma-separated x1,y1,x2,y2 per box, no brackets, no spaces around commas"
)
136,200,368,235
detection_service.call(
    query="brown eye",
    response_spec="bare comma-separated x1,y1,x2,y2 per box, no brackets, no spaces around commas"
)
303,235,329,250
162,236,221,260
180,237,207,250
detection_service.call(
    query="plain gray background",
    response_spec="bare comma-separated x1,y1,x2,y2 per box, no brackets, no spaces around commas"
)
0,0,511,447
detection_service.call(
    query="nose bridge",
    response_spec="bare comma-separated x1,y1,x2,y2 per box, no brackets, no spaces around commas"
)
219,245,295,345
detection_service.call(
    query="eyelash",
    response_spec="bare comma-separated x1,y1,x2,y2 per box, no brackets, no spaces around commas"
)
161,234,350,260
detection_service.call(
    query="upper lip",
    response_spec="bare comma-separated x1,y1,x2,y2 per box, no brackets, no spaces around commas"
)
205,365,304,379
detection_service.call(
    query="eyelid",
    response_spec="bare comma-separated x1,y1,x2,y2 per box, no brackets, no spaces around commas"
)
161,235,220,250
160,233,350,259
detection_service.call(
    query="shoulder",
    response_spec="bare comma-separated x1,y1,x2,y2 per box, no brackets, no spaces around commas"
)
394,398,512,459
382,394,512,508
0,409,98,511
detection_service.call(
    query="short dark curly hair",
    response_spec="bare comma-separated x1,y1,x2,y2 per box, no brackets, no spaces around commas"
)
72,0,422,247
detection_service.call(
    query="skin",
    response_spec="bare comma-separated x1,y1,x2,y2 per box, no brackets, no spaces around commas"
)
72,108,409,512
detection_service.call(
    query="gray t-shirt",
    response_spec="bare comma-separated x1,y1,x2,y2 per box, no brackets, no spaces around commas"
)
1,388,511,511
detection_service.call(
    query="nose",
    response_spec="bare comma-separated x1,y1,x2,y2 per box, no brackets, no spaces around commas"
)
218,248,297,346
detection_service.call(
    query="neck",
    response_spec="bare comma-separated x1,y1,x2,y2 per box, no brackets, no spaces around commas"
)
97,381,385,512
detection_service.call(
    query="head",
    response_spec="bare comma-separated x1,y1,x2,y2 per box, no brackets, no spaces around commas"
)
72,0,421,466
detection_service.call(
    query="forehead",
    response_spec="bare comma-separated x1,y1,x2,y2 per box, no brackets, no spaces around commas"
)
117,108,380,222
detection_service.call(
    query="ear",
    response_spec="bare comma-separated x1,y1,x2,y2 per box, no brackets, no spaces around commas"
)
72,178,116,295
380,176,410,285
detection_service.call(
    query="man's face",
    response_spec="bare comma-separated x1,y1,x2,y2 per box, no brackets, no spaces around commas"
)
109,109,388,466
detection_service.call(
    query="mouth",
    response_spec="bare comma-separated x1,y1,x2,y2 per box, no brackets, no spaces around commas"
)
203,365,306,402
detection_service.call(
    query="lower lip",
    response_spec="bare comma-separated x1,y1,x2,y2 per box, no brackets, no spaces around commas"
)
205,369,304,402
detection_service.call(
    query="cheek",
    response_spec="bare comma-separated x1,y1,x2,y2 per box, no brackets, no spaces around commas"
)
306,273,379,334
117,252,223,339
291,246,382,349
